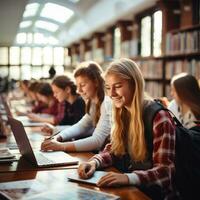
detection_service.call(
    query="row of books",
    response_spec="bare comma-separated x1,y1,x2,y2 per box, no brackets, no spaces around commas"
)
165,59,200,79
165,30,200,54
136,60,163,79
145,82,163,98
121,39,138,58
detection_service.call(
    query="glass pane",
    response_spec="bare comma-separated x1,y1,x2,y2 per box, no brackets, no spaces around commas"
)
21,47,31,64
114,27,121,59
21,65,31,80
153,10,162,56
10,47,20,65
9,66,20,80
32,47,42,65
40,3,74,23
42,65,51,78
0,47,8,65
54,47,64,65
16,33,27,44
0,67,9,77
43,47,53,65
55,66,64,75
141,16,151,57
32,66,42,79
35,20,59,32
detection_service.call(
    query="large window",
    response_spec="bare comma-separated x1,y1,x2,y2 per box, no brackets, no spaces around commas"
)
140,10,162,57
114,27,121,59
0,46,66,80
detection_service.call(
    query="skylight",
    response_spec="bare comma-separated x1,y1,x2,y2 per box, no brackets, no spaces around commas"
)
20,21,32,28
23,3,40,18
35,20,59,32
40,3,74,23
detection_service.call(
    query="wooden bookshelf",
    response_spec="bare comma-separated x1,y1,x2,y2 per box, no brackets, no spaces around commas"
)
64,0,200,99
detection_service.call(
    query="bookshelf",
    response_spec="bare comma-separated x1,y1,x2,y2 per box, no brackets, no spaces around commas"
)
160,0,200,98
65,0,200,99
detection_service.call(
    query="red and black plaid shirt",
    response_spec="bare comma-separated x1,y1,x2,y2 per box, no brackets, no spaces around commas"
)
92,110,176,199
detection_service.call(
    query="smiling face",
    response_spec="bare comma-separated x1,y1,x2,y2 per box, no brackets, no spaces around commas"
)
75,75,97,101
105,73,134,109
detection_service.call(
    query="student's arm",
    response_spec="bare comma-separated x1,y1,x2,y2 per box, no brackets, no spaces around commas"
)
72,97,112,151
58,113,94,141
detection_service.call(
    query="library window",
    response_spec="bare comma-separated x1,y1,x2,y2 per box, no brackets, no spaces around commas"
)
153,10,162,56
114,27,121,59
21,47,31,65
0,46,66,80
140,10,162,57
0,47,8,65
10,47,20,65
141,16,151,57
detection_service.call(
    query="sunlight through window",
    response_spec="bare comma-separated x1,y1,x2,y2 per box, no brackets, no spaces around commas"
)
40,3,74,23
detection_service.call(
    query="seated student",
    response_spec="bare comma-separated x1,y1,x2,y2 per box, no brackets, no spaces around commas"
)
78,58,177,200
168,73,200,129
41,61,112,152
48,75,85,125
8,79,31,102
28,81,47,114
27,82,60,125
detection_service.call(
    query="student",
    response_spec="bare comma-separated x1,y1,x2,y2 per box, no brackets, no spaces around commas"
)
28,81,47,114
168,73,200,129
41,61,112,152
27,82,60,124
49,75,85,125
78,58,177,200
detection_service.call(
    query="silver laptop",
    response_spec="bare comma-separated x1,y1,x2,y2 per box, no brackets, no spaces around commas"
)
8,117,79,167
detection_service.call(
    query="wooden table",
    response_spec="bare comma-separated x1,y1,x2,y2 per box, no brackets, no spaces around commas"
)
0,100,151,200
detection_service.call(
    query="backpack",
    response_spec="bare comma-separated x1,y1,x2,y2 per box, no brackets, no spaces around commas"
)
143,101,200,200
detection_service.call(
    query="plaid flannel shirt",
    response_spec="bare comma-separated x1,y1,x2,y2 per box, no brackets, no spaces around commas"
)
92,110,176,199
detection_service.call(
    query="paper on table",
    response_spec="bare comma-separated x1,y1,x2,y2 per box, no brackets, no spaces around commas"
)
0,148,15,159
67,170,108,185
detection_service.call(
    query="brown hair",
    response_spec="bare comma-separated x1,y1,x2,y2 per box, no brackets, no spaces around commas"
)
37,82,53,97
74,61,105,126
171,73,200,119
52,75,77,95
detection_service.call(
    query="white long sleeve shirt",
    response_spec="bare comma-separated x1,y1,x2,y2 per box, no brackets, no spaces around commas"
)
59,96,112,151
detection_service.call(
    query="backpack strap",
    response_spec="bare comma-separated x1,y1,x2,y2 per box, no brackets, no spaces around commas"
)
143,100,164,155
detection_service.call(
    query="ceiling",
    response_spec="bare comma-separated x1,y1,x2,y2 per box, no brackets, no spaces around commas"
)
0,0,157,47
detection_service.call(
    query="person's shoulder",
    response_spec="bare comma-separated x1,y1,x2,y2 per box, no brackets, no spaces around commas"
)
168,99,178,109
101,96,112,110
75,96,85,105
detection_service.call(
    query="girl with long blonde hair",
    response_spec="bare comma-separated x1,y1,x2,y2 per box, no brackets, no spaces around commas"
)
78,58,177,200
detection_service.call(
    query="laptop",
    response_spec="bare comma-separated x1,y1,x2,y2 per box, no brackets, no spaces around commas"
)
8,117,79,167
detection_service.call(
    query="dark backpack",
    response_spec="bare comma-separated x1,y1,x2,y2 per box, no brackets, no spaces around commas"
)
143,101,200,200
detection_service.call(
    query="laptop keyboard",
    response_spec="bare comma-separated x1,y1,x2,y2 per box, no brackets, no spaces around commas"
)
36,153,54,165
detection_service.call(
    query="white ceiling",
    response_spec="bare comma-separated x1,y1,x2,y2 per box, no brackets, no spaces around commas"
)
0,0,157,47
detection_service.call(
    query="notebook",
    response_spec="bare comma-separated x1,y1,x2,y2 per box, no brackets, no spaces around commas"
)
8,117,79,168
67,170,108,185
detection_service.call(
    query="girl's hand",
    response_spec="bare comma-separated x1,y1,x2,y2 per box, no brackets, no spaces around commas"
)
97,172,129,187
40,139,65,151
41,124,54,135
78,161,96,179
28,113,41,122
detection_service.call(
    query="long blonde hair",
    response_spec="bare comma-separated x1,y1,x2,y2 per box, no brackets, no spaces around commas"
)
105,58,147,161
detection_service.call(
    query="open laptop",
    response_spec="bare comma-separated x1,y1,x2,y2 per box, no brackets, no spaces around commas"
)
8,117,79,167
